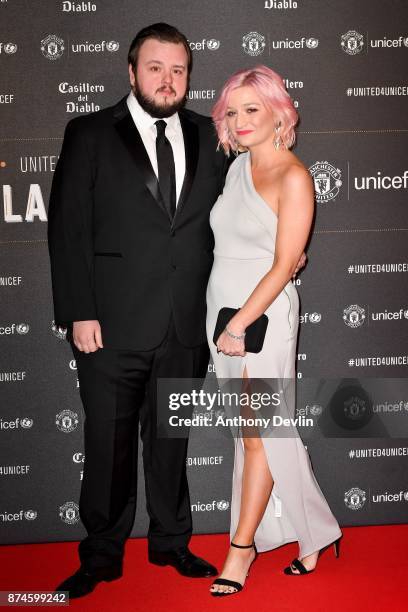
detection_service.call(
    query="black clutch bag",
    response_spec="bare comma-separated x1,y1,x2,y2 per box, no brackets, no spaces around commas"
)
213,307,269,354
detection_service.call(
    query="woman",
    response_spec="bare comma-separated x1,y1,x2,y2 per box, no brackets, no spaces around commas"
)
206,65,342,596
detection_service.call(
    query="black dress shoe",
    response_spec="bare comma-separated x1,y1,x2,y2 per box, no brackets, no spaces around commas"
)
54,565,122,599
148,547,218,578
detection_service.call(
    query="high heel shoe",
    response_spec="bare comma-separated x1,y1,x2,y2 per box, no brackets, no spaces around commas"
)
210,541,258,597
283,536,341,576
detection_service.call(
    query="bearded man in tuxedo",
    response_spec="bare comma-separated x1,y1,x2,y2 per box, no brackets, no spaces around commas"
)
48,22,227,598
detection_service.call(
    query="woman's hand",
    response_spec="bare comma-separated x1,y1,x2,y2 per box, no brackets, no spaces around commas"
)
293,251,307,278
216,323,246,357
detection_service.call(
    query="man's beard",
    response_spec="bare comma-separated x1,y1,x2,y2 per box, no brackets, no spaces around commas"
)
132,80,187,119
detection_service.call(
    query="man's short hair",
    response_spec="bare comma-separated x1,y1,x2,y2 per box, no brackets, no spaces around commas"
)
128,22,192,74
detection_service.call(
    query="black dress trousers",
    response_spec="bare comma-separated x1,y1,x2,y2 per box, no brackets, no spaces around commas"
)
73,316,209,572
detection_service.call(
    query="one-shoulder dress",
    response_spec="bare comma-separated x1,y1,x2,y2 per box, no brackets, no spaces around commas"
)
206,151,341,556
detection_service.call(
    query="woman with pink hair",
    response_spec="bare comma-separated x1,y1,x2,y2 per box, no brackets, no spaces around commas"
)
206,65,342,596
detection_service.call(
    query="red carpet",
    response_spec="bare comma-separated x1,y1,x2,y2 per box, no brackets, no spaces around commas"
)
0,526,406,611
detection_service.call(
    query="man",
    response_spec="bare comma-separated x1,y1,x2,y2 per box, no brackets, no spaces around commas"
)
48,23,227,599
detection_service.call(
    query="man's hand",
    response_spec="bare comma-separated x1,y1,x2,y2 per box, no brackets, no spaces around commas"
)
293,251,307,279
73,320,103,353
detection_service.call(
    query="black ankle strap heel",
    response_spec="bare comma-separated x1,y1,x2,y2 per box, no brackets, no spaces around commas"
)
231,541,255,549
283,536,342,576
210,541,258,597
231,541,259,570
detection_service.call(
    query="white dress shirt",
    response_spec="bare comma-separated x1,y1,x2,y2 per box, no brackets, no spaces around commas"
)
127,92,185,205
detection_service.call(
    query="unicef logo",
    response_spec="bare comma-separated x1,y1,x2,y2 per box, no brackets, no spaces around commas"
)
69,360,77,370
24,510,37,520
242,32,266,56
341,30,364,55
20,418,33,429
4,43,17,54
41,34,65,60
403,38,408,48
16,323,29,335
404,492,408,501
301,312,322,324
51,320,67,340
207,39,220,50
59,501,80,524
344,487,366,510
216,500,230,511
309,404,323,416
56,409,79,433
306,38,319,49
106,40,120,52
404,310,408,319
309,161,342,203
343,304,366,328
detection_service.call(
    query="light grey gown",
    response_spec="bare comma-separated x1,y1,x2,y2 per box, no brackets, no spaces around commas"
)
206,151,342,557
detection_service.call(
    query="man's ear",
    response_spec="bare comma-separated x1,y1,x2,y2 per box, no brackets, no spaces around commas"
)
128,64,136,87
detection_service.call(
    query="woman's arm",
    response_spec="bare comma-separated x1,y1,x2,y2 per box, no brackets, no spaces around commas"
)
217,165,314,356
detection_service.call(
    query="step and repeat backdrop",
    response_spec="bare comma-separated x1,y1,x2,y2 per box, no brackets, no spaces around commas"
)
1,0,408,545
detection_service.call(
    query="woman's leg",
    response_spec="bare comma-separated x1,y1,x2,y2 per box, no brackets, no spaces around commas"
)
210,368,273,594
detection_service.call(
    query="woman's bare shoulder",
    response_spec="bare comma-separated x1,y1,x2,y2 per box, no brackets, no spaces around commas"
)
279,155,314,193
280,154,311,180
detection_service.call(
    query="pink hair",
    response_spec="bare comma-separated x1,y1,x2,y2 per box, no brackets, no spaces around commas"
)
212,65,298,155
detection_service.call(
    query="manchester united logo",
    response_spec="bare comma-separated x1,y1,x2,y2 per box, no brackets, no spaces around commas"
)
59,501,80,524
309,161,342,203
41,34,65,60
242,32,266,56
344,487,366,510
343,304,366,328
341,30,364,55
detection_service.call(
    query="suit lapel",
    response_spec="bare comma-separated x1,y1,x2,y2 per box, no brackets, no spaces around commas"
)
172,111,199,227
112,99,199,226
113,98,172,223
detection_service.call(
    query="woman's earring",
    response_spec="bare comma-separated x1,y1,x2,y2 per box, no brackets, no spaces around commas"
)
226,128,238,155
274,121,282,150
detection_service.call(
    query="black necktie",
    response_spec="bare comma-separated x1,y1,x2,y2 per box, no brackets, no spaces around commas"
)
155,119,176,219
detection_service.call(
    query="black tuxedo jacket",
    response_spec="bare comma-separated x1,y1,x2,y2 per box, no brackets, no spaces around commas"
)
48,96,229,350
